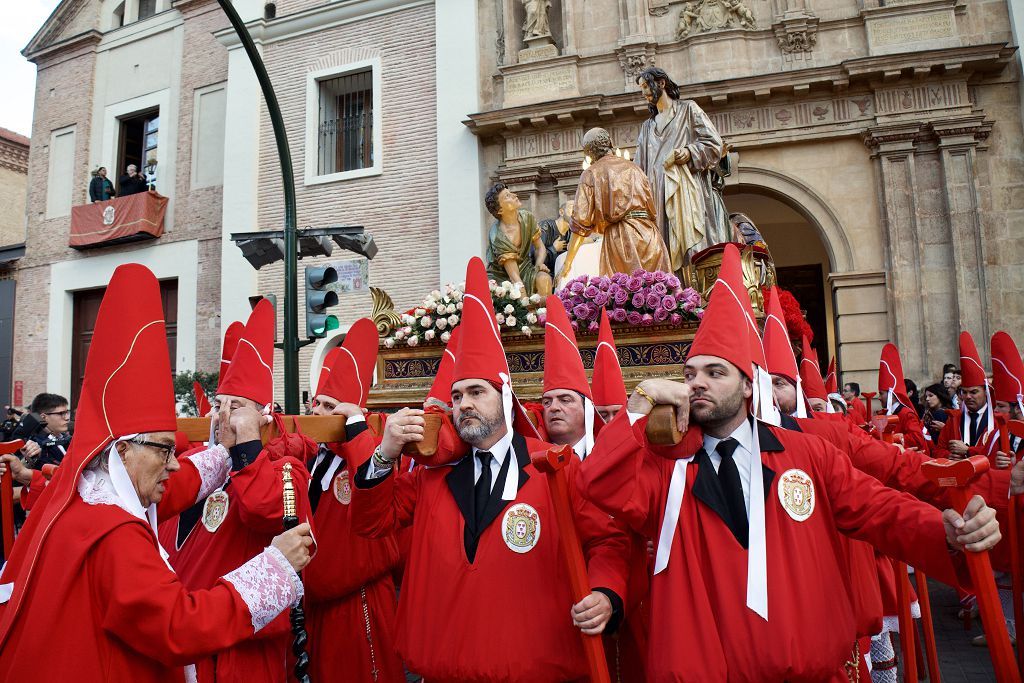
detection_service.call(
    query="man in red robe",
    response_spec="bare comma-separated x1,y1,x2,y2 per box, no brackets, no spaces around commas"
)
171,299,315,683
303,318,405,682
351,257,629,682
581,244,1002,682
933,332,996,459
0,264,311,682
877,343,929,451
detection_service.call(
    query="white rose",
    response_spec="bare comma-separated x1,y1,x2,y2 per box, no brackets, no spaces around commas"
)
456,302,463,311
452,290,463,300
441,331,451,343
530,293,542,304
501,280,512,289
504,304,515,315
425,329,436,341
521,326,531,335
403,326,413,335
496,313,505,324
408,336,419,347
537,308,546,317
448,314,459,325
431,289,442,299
395,330,405,340
519,297,529,307
402,314,415,324
527,313,538,324
436,304,448,315
415,308,426,316
384,338,395,348
421,316,433,328
506,315,517,327
436,318,448,330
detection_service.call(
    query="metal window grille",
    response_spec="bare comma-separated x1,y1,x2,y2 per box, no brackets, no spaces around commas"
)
317,69,373,176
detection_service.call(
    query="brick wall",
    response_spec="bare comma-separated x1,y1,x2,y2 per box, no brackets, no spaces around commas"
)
257,3,439,399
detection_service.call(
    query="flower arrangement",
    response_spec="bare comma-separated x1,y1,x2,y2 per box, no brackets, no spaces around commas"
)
383,280,547,348
557,270,704,333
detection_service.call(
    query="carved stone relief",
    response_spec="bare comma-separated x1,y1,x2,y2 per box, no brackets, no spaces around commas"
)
676,0,756,39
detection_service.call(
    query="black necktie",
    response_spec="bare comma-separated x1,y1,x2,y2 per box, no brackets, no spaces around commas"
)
474,451,493,528
969,411,981,446
308,446,338,514
716,438,748,547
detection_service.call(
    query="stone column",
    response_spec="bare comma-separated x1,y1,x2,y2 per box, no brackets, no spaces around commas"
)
864,124,930,381
932,116,992,347
830,270,889,392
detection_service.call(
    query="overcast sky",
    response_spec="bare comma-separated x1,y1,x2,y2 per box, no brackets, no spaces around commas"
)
0,1,62,138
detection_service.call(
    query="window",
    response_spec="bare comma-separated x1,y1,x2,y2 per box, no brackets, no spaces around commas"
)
317,69,374,175
46,126,76,219
191,84,226,188
112,1,125,27
117,109,158,192
137,0,156,20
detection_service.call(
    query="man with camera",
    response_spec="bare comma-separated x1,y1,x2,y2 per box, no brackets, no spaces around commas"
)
15,393,72,468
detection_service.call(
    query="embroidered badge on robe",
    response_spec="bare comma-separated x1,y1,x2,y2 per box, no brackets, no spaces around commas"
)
778,469,815,522
502,503,540,553
333,470,352,505
203,490,229,532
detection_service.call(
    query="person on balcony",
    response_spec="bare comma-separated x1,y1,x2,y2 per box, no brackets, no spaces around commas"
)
88,167,115,202
119,164,148,196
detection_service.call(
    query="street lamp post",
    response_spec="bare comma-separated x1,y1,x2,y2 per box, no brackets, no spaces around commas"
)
214,0,301,413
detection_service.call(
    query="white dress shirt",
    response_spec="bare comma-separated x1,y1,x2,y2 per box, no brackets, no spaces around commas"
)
701,419,755,517
472,429,515,493
572,435,587,460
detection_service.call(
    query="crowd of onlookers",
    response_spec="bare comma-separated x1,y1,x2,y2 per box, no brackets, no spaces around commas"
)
88,163,153,202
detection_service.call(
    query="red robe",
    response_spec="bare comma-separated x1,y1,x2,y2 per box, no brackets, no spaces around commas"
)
304,425,404,683
932,408,995,459
0,487,298,681
351,431,630,682
581,412,968,682
172,449,312,683
848,397,868,424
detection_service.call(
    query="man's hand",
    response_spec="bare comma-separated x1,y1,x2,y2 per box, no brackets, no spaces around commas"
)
331,403,365,419
20,440,40,461
929,419,945,431
674,147,691,165
553,238,567,252
0,454,33,486
947,440,969,458
1010,459,1024,496
216,404,263,449
536,263,551,274
626,378,692,433
571,591,612,635
271,522,313,572
943,495,1001,552
379,408,425,461
994,451,1013,470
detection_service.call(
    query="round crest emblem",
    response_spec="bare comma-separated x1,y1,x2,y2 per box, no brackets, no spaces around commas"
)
333,470,352,505
102,205,116,226
502,503,541,554
202,490,229,532
777,469,815,522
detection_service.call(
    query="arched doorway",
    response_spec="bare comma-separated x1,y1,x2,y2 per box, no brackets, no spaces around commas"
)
724,188,836,370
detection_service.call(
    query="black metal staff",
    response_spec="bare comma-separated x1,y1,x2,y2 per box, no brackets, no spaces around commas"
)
282,463,311,682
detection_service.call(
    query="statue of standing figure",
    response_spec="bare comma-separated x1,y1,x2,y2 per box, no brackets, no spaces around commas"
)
634,66,731,271
522,0,552,39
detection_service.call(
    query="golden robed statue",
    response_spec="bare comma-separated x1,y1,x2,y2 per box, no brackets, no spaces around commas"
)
558,128,671,283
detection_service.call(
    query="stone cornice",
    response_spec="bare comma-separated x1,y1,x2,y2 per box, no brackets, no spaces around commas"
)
465,43,1013,138
0,138,30,175
23,29,102,64
214,0,430,48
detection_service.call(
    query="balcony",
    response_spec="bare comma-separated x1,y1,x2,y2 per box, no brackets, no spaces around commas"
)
69,191,167,250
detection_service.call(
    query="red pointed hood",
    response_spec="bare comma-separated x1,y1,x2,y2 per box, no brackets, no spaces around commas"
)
193,381,212,417
687,244,757,379
763,286,798,383
217,299,275,406
878,343,912,411
543,295,592,400
959,331,988,389
320,318,379,408
453,257,510,386
0,263,177,644
217,321,245,391
991,331,1024,408
592,309,627,406
426,326,461,406
315,347,342,399
825,357,837,395
799,335,828,401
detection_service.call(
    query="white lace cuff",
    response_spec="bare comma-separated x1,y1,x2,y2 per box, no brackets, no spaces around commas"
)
187,445,230,503
223,546,303,633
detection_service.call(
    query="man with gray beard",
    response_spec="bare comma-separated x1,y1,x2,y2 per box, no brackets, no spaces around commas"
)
351,257,630,683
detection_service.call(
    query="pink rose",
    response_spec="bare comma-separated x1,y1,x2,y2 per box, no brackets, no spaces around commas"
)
588,321,600,333
666,275,681,289
613,288,630,305
654,308,669,322
594,292,611,306
652,271,668,283
584,285,600,299
662,295,677,310
652,282,668,296
641,313,655,326
570,281,585,295
626,311,643,326
612,308,628,323
670,313,683,325
631,292,646,309
625,277,643,292
573,303,589,320
645,293,661,309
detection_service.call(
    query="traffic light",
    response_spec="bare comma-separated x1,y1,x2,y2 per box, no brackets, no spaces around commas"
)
305,265,339,338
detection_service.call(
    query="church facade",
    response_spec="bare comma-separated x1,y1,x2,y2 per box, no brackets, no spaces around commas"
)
466,0,1024,388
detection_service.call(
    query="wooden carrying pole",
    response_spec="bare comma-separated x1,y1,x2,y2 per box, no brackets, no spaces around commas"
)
892,559,918,683
531,444,611,683
176,414,383,446
921,456,1021,683
1001,421,1024,675
914,568,942,683
0,440,25,561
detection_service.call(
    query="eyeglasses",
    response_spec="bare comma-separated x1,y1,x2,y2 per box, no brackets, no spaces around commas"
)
44,410,71,419
130,439,175,465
